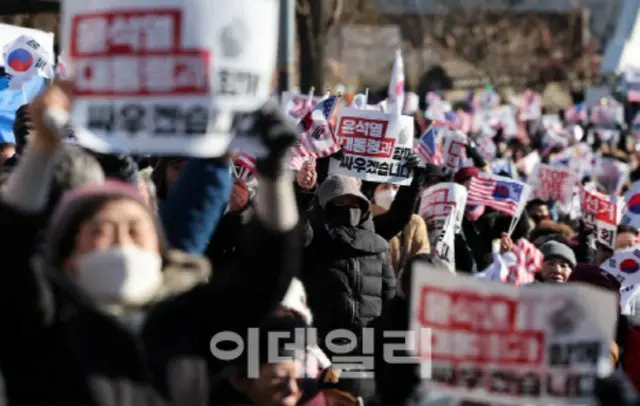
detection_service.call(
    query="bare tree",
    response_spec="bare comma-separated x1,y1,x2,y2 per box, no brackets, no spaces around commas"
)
296,0,343,93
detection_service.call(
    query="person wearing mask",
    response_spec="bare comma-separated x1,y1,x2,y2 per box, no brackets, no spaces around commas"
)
301,174,395,400
0,84,302,406
365,182,430,274
537,240,577,282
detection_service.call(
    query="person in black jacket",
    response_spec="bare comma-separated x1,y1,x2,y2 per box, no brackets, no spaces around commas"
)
301,173,395,400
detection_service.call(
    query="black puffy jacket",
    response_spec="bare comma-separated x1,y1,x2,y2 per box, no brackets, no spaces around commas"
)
302,207,395,341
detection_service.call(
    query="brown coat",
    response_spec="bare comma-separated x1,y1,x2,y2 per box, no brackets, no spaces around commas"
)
371,204,430,274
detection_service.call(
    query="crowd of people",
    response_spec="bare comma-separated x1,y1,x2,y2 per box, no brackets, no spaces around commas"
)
2,67,640,406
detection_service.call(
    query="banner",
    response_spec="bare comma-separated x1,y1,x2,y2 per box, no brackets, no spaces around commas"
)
419,182,467,249
474,105,518,137
596,157,629,195
529,163,576,207
581,188,621,249
409,270,617,405
329,107,414,185
61,0,279,156
440,129,467,172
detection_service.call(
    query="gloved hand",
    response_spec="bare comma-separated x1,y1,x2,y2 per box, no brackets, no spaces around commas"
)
329,149,345,161
91,152,140,184
252,100,298,180
405,154,426,187
595,372,639,406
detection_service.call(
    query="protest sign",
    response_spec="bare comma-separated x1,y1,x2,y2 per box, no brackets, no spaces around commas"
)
581,188,621,249
601,247,640,288
61,0,279,156
420,182,467,249
329,107,414,185
529,163,576,207
440,130,467,171
433,212,456,268
596,157,629,195
424,98,452,121
409,269,617,405
474,105,518,137
518,90,541,121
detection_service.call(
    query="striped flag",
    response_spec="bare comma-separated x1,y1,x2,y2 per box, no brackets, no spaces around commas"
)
467,173,528,216
508,238,543,284
290,95,341,169
414,125,443,165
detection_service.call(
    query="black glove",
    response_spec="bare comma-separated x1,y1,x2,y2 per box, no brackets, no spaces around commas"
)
91,152,140,184
595,372,639,406
251,100,298,180
329,149,344,161
405,154,426,187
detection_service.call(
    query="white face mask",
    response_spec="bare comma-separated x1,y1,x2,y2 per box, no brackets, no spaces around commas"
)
74,245,163,308
374,189,397,210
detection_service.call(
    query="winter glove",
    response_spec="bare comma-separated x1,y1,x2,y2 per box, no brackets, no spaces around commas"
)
405,154,427,187
91,152,141,184
595,371,639,406
252,100,297,180
329,149,345,161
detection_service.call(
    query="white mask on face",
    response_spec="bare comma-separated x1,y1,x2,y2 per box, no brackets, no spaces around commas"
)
374,189,397,210
74,245,163,307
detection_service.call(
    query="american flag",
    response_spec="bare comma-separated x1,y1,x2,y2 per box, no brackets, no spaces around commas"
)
507,238,543,285
564,103,586,124
289,95,341,169
414,125,443,165
467,173,527,216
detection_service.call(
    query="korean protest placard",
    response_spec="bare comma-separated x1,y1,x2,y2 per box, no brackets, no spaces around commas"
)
61,0,279,156
529,163,576,207
581,188,621,249
409,268,617,405
420,182,467,249
329,107,414,185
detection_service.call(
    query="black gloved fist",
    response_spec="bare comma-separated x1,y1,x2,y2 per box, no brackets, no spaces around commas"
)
91,152,141,184
329,149,345,161
405,154,427,186
252,100,298,180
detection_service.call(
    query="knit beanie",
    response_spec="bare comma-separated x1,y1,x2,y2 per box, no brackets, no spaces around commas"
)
44,179,166,269
540,240,577,269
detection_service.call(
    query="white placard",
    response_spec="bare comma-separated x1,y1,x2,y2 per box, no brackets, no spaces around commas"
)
61,0,279,156
409,269,617,405
329,107,414,185
419,182,467,249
